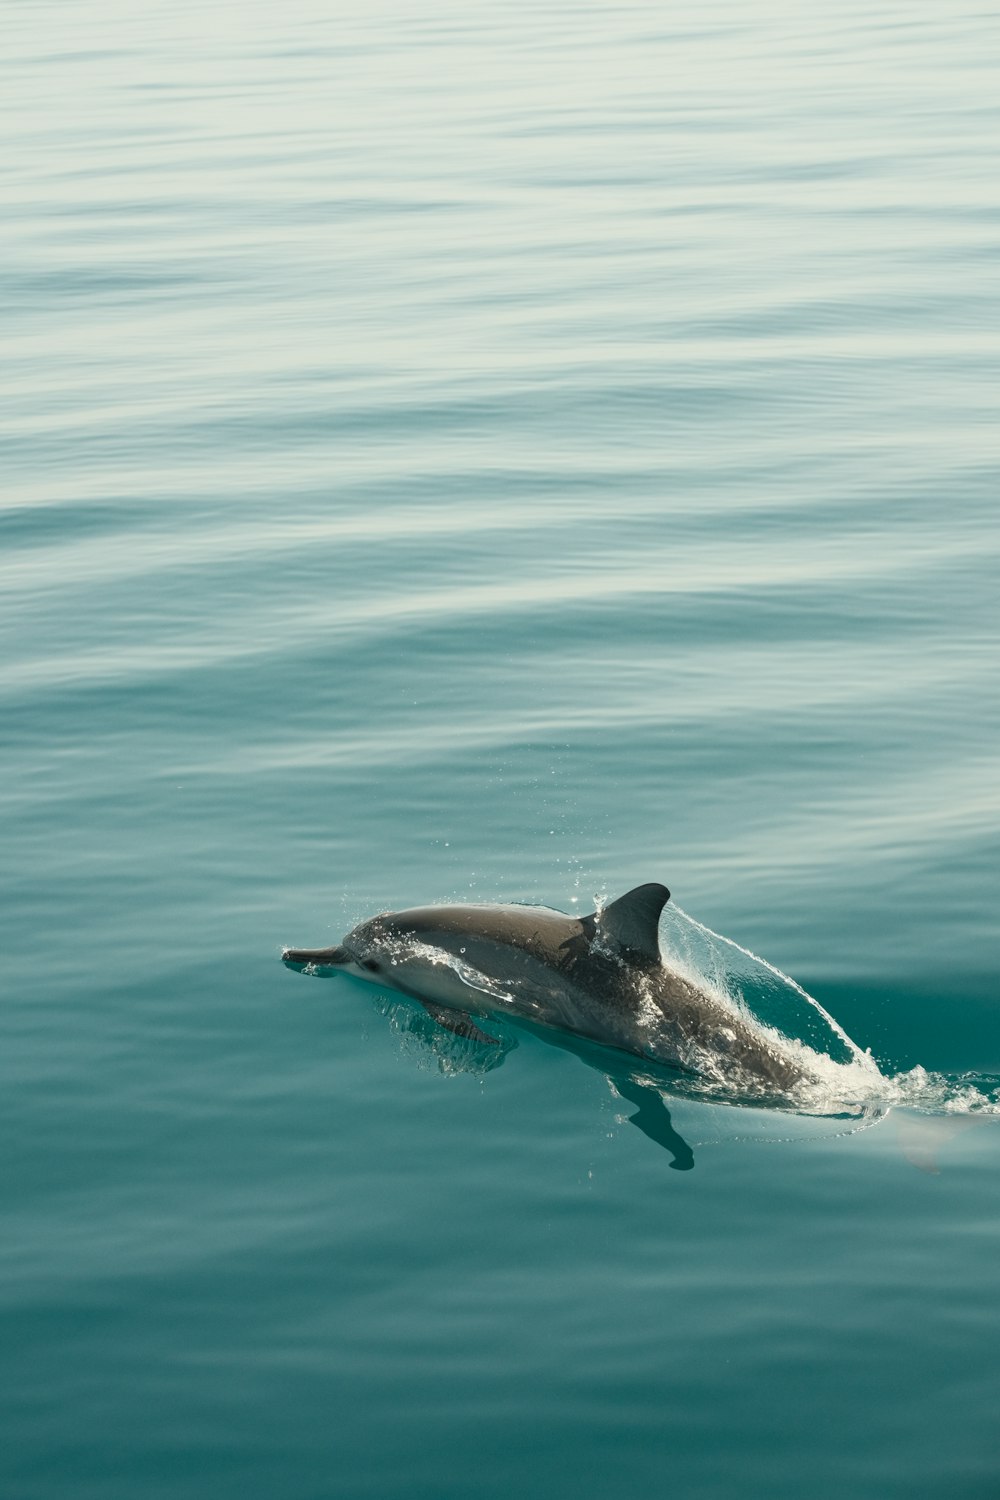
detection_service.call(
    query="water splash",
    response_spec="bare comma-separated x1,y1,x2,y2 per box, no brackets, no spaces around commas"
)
874,1066,1000,1115
662,905,1000,1118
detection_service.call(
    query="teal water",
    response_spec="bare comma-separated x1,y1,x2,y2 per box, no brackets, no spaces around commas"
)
4,1,1000,1495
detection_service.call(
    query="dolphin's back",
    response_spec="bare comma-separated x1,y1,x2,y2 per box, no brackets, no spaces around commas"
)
383,902,587,967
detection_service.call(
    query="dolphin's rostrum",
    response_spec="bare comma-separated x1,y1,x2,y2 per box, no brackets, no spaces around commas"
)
283,882,808,1096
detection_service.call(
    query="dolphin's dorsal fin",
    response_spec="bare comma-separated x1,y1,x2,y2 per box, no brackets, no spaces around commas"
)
595,883,670,963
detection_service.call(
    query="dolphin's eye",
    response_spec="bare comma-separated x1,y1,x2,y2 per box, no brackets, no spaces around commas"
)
362,959,380,972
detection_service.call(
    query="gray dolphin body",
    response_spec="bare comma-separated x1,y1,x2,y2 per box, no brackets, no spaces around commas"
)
282,882,806,1094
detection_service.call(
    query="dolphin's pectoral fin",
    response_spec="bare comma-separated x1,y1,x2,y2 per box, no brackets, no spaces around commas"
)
612,1076,694,1171
419,1001,502,1046
592,883,670,964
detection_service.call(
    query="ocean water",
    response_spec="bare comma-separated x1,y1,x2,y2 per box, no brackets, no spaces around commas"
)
4,1,1000,1495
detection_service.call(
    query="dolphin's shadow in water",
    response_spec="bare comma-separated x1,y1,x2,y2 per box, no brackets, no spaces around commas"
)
374,991,697,1170
609,1074,695,1170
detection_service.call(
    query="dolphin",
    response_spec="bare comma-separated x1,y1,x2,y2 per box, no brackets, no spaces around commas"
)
282,882,808,1097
